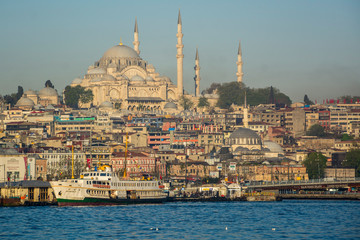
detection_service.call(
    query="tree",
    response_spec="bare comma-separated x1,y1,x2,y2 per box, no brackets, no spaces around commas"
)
45,80,54,88
307,124,325,137
268,86,275,104
216,82,243,109
4,94,17,106
79,89,94,108
179,96,193,110
303,152,327,179
16,86,24,101
215,82,292,109
341,134,354,141
342,149,360,177
304,94,314,105
64,85,93,109
47,156,85,180
202,83,221,95
198,96,209,109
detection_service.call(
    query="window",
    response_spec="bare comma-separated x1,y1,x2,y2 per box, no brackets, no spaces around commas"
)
29,188,34,200
40,188,48,201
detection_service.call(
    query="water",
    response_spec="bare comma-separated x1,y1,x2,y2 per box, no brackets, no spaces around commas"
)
0,200,359,239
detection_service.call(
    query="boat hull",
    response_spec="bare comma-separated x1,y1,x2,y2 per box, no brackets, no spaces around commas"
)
56,197,167,206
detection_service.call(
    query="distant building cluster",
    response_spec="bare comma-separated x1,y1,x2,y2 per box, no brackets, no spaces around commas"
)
0,97,359,184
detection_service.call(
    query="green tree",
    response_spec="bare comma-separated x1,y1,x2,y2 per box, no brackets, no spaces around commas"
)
268,86,275,104
341,134,354,141
214,82,291,109
64,85,93,109
45,80,54,88
216,82,243,109
340,95,360,104
198,96,209,109
202,83,221,95
342,149,360,177
179,96,193,110
307,124,325,137
79,89,94,108
303,152,327,179
304,94,314,105
16,86,24,101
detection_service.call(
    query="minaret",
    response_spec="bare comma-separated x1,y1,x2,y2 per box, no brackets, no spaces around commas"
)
133,17,140,55
176,10,184,97
236,41,243,83
243,91,249,128
194,48,200,97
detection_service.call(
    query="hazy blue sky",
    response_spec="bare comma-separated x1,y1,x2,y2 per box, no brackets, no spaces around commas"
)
0,0,359,102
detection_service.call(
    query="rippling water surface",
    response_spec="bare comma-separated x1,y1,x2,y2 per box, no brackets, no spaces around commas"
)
0,200,359,239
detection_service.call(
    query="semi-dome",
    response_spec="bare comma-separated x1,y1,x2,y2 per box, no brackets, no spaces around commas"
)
90,78,102,82
72,78,82,84
101,75,116,82
99,101,113,109
102,44,140,59
164,102,177,109
145,76,154,82
16,96,35,107
263,140,284,154
88,67,106,74
24,89,37,95
131,75,145,83
38,87,58,97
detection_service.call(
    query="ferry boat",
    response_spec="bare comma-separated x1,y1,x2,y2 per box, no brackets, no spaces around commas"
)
50,165,168,206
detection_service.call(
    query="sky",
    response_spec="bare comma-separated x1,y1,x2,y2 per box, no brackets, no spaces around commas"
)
0,0,359,102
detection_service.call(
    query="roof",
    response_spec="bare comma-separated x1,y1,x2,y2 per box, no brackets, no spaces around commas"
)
229,127,261,140
0,180,51,188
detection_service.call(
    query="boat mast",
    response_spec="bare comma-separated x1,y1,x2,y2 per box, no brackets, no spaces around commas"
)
71,145,74,179
123,132,128,178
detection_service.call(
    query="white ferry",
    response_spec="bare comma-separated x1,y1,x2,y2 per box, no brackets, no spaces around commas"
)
50,165,167,206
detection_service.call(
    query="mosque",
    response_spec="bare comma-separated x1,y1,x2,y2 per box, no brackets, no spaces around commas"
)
16,11,244,112
69,11,244,111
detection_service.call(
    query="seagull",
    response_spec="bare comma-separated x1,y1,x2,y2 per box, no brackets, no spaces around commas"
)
225,227,228,230
272,228,276,231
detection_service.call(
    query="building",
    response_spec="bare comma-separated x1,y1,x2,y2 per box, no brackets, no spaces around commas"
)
70,14,186,111
0,151,27,182
324,167,355,180
110,152,160,177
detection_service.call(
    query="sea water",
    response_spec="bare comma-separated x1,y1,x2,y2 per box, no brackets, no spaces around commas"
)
0,200,359,239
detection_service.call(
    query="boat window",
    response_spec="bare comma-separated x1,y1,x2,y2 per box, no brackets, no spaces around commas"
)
106,173,110,176
100,173,106,176
84,173,89,177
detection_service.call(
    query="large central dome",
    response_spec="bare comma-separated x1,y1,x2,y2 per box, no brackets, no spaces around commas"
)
102,44,140,59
